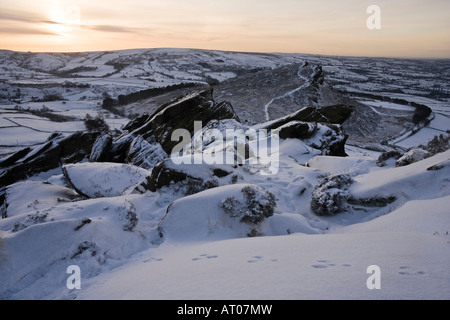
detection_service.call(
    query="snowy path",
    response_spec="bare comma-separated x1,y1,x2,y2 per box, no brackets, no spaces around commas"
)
263,68,310,121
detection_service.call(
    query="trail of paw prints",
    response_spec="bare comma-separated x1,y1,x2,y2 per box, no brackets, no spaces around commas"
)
311,260,352,269
247,255,278,263
143,257,163,263
398,266,426,276
192,253,218,261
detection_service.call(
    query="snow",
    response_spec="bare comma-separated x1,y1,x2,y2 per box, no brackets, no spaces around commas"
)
0,127,51,146
62,162,151,198
350,149,450,201
1,142,449,300
0,48,449,301
76,232,450,300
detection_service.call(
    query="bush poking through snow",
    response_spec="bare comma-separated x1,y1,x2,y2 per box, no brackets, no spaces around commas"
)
376,150,403,167
311,174,353,216
421,134,449,156
220,185,277,224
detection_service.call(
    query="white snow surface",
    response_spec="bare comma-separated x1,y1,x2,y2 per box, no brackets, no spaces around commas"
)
62,162,151,198
1,139,449,300
0,48,449,300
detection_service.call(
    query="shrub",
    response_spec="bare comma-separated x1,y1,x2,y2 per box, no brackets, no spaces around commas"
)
84,113,110,132
311,174,353,216
220,185,277,224
376,150,403,167
421,134,449,155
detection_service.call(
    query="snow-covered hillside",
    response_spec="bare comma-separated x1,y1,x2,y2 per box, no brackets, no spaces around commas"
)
0,48,449,300
0,139,449,300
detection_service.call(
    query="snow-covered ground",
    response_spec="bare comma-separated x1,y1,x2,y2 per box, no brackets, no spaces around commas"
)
0,139,449,300
0,48,449,300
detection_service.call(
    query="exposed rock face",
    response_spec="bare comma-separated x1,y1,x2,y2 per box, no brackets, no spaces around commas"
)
395,148,429,167
127,135,167,170
126,87,240,154
135,158,233,195
104,87,240,169
0,131,101,188
213,62,353,125
277,121,348,157
261,104,353,131
89,134,113,162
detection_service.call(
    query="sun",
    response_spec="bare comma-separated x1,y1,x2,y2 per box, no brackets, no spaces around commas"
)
48,5,81,35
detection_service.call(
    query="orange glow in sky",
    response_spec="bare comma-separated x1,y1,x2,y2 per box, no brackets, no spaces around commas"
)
1,0,449,58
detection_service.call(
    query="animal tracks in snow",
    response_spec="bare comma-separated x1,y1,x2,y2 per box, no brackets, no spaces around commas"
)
192,253,219,261
398,266,426,276
311,260,352,269
247,255,278,263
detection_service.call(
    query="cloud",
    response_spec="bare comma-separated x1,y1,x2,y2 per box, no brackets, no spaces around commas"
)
84,24,139,34
41,19,139,34
0,11,40,24
0,26,58,36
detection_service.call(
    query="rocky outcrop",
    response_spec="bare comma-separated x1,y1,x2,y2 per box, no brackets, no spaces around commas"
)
277,121,348,156
261,104,353,131
126,87,240,154
0,131,101,188
89,133,113,162
62,162,150,198
134,158,234,195
103,87,240,169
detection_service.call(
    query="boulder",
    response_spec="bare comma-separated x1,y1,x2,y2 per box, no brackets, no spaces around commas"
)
262,104,353,131
127,87,240,154
0,147,31,168
158,184,276,242
278,121,348,156
395,148,430,167
89,133,113,162
0,131,101,189
134,158,234,195
126,135,167,170
62,162,151,198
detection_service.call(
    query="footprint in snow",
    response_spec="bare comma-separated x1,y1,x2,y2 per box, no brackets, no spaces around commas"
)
247,255,278,263
398,266,425,275
312,260,351,269
143,257,163,263
192,254,218,261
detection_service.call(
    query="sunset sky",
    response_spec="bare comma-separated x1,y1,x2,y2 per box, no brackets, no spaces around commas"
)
1,0,449,58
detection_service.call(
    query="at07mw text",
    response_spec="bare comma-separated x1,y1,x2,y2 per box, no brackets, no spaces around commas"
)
221,304,272,315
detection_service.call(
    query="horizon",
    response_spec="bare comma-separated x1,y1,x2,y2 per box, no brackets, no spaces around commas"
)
1,0,449,59
2,46,450,61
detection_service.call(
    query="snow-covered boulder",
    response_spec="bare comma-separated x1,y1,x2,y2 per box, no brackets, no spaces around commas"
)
2,180,78,219
395,148,429,167
158,184,277,242
62,162,151,198
278,121,348,156
135,157,235,195
0,194,161,299
348,149,450,213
